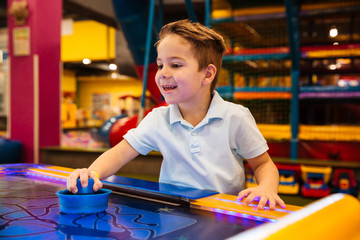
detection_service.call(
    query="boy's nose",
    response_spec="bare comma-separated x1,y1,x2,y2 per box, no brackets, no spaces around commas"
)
161,73,171,79
159,69,171,79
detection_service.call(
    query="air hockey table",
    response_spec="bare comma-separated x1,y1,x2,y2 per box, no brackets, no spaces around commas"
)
1,164,359,240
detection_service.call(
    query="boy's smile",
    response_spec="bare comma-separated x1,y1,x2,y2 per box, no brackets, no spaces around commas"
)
162,85,177,91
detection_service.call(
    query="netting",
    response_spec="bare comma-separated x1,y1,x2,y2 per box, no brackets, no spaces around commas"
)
212,0,292,141
299,0,360,142
211,0,360,158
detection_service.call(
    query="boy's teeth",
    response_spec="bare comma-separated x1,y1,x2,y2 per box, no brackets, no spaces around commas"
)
163,85,177,90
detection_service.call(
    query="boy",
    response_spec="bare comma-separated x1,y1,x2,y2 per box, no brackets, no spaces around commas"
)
67,19,285,210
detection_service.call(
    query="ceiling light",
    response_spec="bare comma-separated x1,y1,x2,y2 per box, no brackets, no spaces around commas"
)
329,26,338,38
328,64,337,70
82,58,91,65
109,63,117,71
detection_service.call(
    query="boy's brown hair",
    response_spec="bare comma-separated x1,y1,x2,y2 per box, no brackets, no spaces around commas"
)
156,19,227,92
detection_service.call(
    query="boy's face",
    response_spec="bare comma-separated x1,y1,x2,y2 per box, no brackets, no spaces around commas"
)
155,34,211,106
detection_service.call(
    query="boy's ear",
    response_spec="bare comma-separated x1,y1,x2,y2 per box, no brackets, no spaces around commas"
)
203,64,217,85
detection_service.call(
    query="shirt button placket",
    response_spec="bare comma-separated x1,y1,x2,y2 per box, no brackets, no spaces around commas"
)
190,130,200,153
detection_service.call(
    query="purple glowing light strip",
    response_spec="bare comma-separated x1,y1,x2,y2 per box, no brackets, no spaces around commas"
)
25,170,67,183
211,207,277,223
0,165,67,184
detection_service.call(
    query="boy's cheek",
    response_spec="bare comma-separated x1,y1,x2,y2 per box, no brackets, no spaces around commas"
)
154,80,161,90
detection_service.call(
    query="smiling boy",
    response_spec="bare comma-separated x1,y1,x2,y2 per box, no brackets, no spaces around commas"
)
67,19,285,210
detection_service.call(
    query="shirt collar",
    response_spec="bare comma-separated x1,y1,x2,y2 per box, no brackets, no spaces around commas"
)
169,90,226,127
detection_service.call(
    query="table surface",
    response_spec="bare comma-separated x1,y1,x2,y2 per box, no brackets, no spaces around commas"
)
2,164,357,240
0,164,270,240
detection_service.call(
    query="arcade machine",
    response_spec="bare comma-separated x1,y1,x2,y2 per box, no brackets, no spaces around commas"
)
301,165,332,198
332,168,357,196
1,163,360,239
276,164,301,195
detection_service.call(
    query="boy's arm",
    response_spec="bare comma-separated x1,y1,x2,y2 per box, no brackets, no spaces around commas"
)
237,152,286,210
67,139,139,193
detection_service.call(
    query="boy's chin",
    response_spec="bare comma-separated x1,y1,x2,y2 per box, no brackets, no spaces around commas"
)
163,98,177,105
162,95,180,105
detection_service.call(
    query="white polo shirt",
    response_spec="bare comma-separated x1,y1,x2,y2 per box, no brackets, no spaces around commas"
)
124,91,268,195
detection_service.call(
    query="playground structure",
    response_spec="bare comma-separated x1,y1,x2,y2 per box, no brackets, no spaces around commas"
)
210,0,360,162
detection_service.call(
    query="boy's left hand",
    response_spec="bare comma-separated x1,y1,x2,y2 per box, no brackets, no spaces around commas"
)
237,186,286,210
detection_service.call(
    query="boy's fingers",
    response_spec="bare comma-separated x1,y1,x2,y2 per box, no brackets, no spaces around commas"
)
257,196,268,210
238,189,285,210
89,170,102,192
79,168,90,187
268,198,276,210
93,178,103,192
242,193,256,206
237,189,250,201
67,168,104,193
67,169,81,193
277,198,286,208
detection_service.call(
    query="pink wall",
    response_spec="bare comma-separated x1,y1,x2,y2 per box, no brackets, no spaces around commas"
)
8,0,62,163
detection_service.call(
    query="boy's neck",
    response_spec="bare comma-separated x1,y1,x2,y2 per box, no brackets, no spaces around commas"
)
178,93,213,127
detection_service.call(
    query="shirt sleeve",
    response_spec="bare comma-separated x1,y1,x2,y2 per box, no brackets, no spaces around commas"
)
232,107,269,160
123,110,159,155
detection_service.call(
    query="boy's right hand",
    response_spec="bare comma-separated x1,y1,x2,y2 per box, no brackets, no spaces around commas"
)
67,168,103,194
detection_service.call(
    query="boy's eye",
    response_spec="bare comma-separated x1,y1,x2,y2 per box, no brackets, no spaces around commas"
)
172,64,181,68
157,64,163,70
